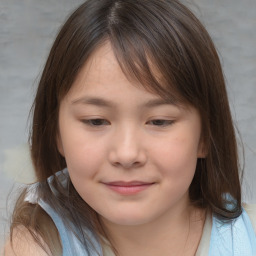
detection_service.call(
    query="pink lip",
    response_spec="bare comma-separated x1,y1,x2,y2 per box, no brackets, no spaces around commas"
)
102,181,155,195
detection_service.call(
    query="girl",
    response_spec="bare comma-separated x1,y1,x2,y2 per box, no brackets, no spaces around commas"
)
5,0,256,255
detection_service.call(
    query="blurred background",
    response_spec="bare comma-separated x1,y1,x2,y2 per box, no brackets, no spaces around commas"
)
0,0,255,251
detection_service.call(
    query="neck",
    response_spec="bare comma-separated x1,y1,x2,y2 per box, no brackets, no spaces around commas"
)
101,204,206,256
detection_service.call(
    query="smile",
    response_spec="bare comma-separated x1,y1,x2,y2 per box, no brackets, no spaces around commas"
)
102,181,155,195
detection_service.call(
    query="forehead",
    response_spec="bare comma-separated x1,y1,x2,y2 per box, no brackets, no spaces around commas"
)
68,41,183,106
66,52,161,106
72,42,124,90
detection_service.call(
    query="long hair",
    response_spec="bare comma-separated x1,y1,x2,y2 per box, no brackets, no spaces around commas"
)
10,0,242,254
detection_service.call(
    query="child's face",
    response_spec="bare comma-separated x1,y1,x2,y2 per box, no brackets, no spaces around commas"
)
57,42,204,227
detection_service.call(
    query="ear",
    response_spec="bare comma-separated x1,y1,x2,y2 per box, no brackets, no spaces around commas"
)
56,133,65,157
197,138,207,158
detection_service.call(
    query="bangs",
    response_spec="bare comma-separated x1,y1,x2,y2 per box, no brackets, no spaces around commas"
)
106,1,193,106
109,35,184,105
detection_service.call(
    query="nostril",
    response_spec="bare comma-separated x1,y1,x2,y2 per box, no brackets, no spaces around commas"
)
133,161,142,167
112,160,144,169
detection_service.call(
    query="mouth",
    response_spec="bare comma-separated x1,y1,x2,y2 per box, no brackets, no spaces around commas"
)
102,181,155,195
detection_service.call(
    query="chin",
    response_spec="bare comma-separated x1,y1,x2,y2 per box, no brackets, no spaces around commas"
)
101,211,154,226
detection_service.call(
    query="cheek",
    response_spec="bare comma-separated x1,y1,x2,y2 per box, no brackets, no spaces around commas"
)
153,135,199,178
156,140,198,200
65,142,104,203
61,132,106,176
66,147,102,175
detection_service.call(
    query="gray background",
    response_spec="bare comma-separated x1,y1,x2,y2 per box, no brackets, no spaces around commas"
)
0,0,255,252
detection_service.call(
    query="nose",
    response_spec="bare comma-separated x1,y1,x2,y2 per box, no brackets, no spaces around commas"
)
108,126,147,169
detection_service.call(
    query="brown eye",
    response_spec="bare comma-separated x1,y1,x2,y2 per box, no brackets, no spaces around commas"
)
147,120,174,127
83,119,110,126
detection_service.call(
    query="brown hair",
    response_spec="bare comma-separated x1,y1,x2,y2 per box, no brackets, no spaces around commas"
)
10,0,242,254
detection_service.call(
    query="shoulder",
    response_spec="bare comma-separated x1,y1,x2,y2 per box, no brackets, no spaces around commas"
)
208,205,256,256
243,203,256,233
4,226,50,256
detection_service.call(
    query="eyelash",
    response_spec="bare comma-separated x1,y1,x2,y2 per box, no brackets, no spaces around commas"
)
146,119,174,127
82,119,174,127
82,119,110,126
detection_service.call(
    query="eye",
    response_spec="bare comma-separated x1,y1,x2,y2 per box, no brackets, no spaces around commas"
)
82,119,110,126
147,119,174,127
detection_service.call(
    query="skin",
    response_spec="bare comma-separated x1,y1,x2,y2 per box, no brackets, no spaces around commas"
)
57,42,206,255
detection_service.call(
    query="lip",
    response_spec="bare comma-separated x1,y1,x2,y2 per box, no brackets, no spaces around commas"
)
102,181,155,195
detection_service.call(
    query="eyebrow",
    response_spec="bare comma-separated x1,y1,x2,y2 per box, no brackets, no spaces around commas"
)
71,96,178,108
71,97,115,107
143,98,178,108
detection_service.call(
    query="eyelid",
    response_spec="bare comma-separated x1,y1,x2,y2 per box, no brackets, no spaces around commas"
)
82,118,110,126
146,119,175,127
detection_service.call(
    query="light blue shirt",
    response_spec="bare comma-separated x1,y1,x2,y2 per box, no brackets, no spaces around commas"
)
209,208,256,255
